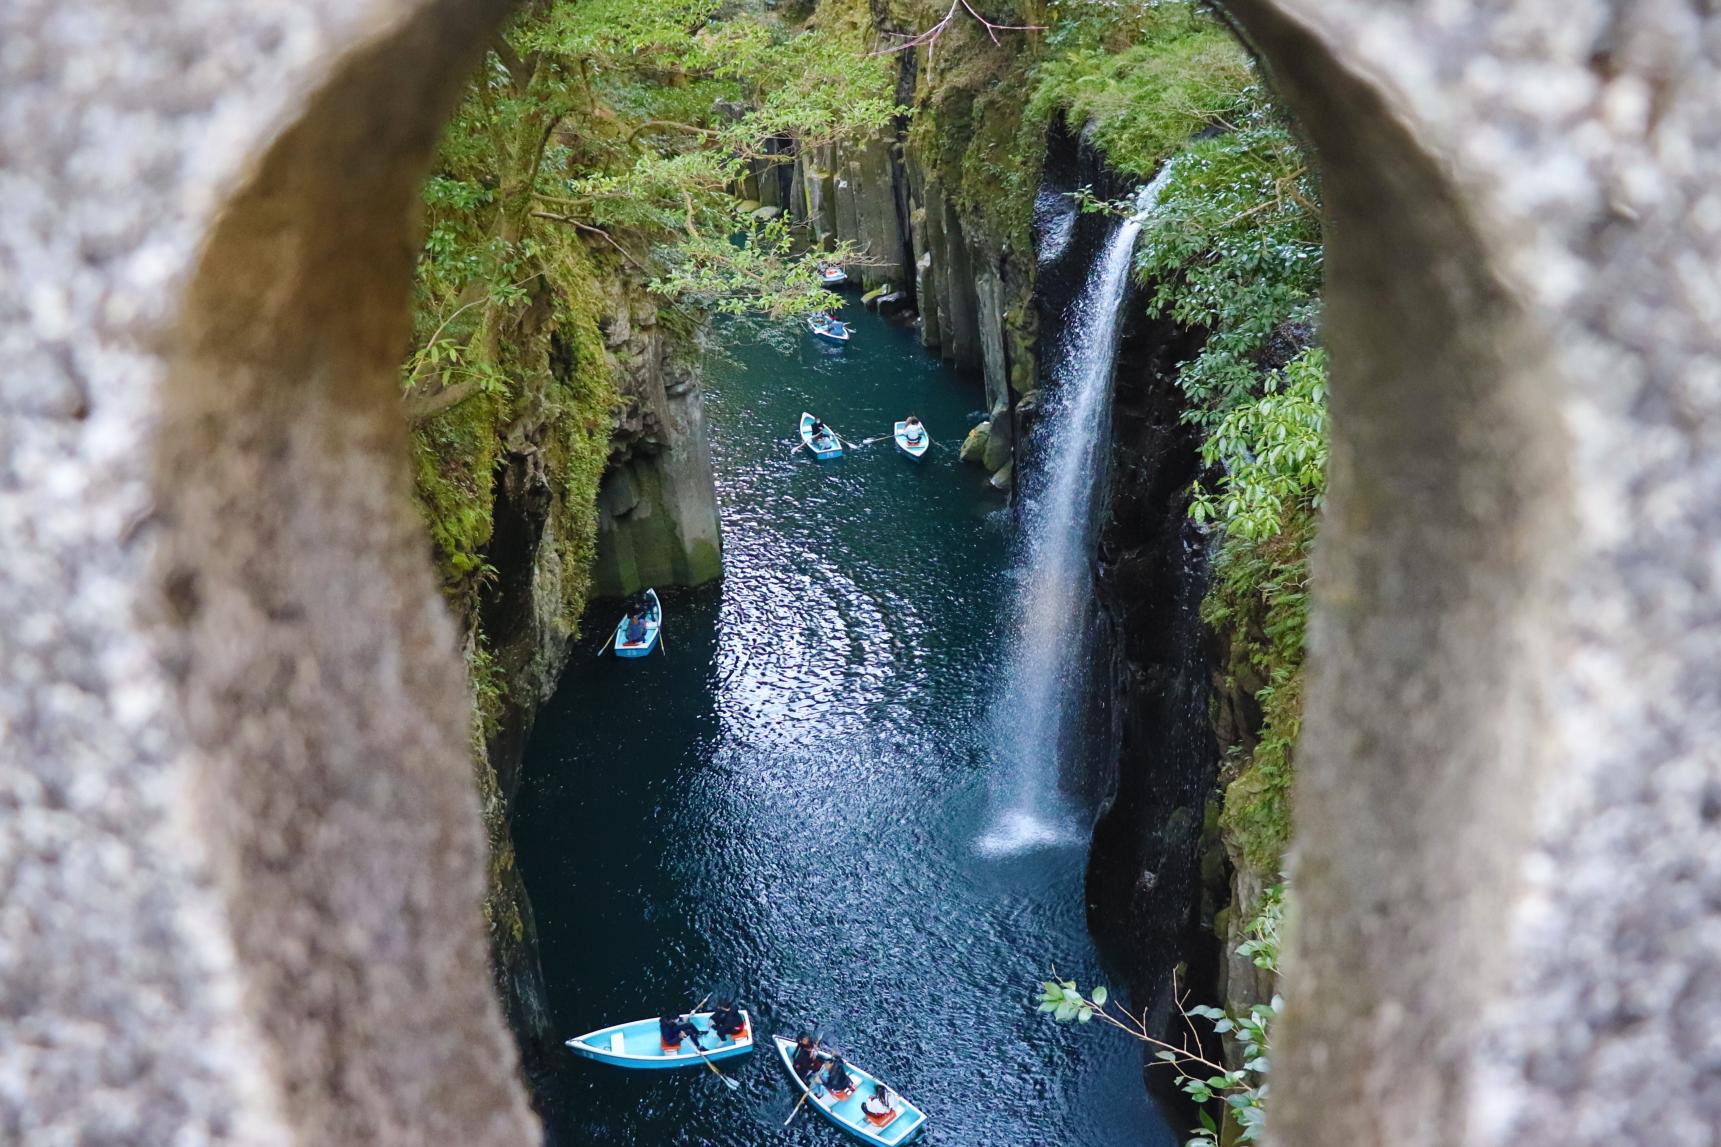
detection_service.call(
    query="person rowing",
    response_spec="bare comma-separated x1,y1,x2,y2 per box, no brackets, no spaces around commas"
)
624,604,648,644
659,1013,706,1050
821,1054,857,1099
709,995,747,1042
903,414,925,444
791,1030,830,1080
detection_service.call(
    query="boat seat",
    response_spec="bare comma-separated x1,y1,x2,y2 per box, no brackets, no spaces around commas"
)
609,1031,626,1054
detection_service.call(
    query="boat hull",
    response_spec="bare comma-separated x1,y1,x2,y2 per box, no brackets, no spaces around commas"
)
893,422,929,461
566,1010,754,1069
800,413,844,461
613,587,662,657
807,316,851,342
820,269,848,286
773,1036,927,1145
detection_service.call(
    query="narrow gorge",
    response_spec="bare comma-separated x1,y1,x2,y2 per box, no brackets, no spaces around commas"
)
404,0,1320,1139
16,3,1720,1146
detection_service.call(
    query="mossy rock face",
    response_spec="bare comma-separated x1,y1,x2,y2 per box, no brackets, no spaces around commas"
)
960,420,991,464
981,428,1012,474
684,538,722,585
989,460,1014,491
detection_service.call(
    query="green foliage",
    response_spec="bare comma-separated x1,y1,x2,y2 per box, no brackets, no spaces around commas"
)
1137,122,1322,426
1116,110,1322,882
1037,887,1287,1146
1027,1,1254,179
1204,514,1314,873
1234,883,1284,973
650,215,857,317
1190,347,1327,541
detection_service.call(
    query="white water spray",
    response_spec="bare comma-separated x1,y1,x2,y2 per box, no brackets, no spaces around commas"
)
978,170,1173,857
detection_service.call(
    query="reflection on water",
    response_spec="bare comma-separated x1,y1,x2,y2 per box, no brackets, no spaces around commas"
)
513,304,1170,1146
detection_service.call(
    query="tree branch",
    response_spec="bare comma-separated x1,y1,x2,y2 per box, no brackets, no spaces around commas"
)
528,211,655,273
404,378,482,425
871,0,1043,56
626,119,721,145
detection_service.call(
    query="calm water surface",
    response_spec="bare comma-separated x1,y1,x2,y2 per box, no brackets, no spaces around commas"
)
514,303,1170,1146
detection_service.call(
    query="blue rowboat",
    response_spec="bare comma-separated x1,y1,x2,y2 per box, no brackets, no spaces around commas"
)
893,420,929,461
773,1036,927,1145
612,587,662,658
819,264,849,286
566,1010,754,1069
800,413,844,461
808,314,852,342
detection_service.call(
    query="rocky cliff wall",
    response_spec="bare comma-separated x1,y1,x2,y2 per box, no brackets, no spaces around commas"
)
591,289,724,598
747,44,1041,493
461,270,723,1067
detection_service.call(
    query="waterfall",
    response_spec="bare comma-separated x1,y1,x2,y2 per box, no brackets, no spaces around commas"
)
979,168,1173,857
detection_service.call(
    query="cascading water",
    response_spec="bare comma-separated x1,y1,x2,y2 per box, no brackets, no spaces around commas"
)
979,166,1175,856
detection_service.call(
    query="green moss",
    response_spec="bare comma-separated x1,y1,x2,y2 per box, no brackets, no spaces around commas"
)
1207,514,1314,875
1025,3,1253,179
684,537,723,584
412,387,505,616
538,237,623,629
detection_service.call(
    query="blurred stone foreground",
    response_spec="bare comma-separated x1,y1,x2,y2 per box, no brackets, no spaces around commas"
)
3,3,1721,1147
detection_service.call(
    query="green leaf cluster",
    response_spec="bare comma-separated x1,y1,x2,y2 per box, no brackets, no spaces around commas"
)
1031,888,1287,1146
1036,978,1102,1023
1025,0,1254,180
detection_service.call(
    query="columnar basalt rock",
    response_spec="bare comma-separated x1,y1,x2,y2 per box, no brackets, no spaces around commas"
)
590,284,723,598
0,1,535,1143
1222,2,1721,1145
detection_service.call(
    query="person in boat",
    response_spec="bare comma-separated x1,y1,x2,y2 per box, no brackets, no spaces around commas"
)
624,604,648,644
709,996,747,1042
903,415,925,444
820,1054,857,1099
659,1013,706,1049
791,1031,829,1080
861,1083,898,1124
808,418,829,444
825,310,844,332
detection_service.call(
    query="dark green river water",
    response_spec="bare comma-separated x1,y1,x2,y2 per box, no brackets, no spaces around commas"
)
513,302,1171,1145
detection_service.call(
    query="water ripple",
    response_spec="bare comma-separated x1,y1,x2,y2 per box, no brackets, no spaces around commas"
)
513,306,1171,1147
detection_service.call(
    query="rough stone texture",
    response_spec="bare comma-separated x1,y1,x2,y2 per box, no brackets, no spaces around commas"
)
591,286,723,598
0,1,537,1143
1222,2,1721,1145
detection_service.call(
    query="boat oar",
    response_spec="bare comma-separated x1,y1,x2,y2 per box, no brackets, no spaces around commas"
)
677,991,738,1090
784,1029,830,1125
689,1035,740,1091
785,1085,816,1125
593,630,613,657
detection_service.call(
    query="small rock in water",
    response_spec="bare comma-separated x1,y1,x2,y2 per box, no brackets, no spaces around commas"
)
876,291,912,316
960,420,991,464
